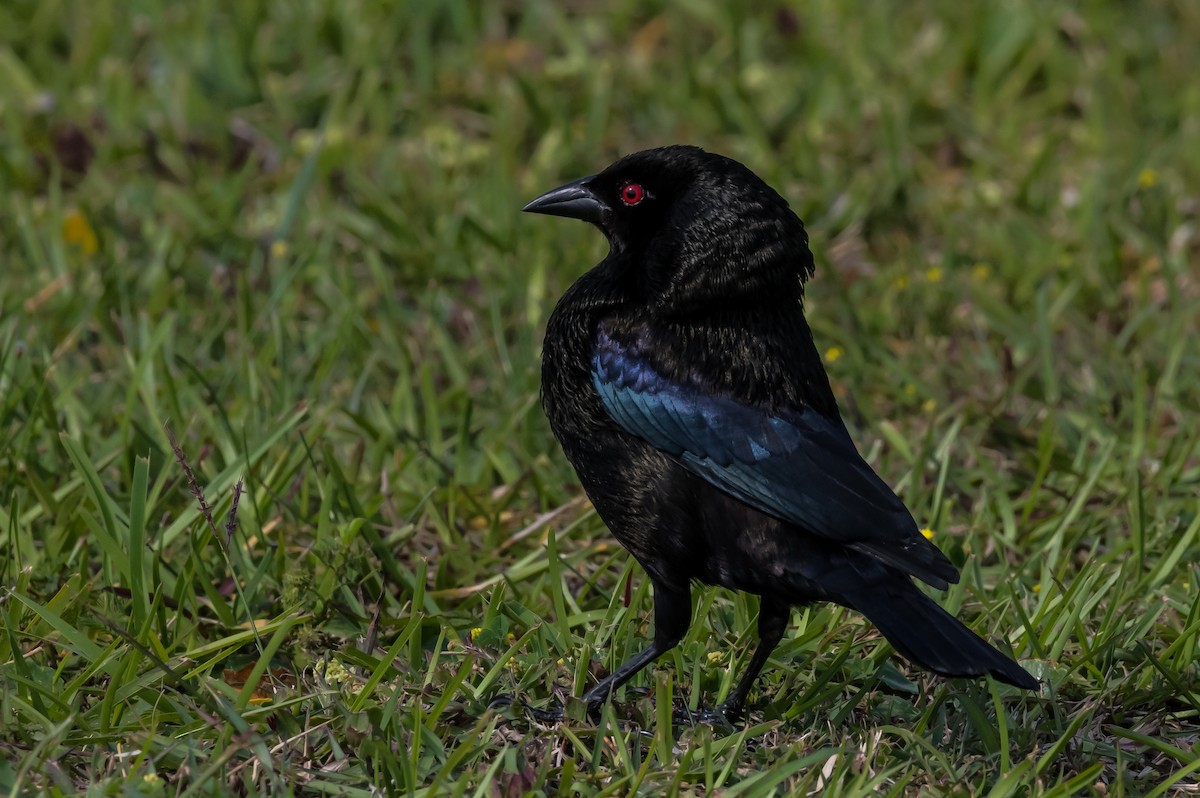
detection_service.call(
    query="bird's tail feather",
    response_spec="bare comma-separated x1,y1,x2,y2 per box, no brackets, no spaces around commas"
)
851,582,1039,691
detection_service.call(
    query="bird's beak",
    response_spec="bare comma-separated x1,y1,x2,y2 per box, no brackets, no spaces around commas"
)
522,175,606,224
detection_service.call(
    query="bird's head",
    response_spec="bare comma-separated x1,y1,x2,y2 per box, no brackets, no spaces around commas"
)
523,145,815,313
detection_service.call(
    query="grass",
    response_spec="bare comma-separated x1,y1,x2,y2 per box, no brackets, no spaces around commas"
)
2,0,1199,794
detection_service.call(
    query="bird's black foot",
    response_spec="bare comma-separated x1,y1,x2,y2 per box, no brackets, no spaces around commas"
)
488,693,604,724
527,701,568,723
672,703,739,731
487,692,563,722
486,692,524,715
487,693,554,719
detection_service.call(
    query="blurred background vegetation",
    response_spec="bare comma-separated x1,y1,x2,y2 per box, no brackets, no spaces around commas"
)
1,1,1198,795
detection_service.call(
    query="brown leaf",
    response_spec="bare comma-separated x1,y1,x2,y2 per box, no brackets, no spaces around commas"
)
498,762,538,798
221,664,296,705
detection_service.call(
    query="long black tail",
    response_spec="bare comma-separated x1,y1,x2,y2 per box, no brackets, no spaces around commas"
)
851,581,1039,691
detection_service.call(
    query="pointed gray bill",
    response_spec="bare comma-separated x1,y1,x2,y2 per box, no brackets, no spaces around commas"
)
522,175,606,224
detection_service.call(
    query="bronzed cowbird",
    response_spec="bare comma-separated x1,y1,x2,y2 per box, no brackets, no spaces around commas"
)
523,145,1038,722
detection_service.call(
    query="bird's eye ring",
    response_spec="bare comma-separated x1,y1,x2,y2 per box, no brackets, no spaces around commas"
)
620,182,646,206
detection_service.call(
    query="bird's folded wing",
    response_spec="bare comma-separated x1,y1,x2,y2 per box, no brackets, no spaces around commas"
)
591,338,957,588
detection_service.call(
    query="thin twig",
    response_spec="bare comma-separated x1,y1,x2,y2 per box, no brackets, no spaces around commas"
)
165,423,222,546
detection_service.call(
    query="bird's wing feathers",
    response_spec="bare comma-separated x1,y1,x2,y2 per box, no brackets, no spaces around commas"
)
592,333,958,588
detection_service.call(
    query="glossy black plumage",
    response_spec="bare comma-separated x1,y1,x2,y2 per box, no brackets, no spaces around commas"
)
526,145,1038,721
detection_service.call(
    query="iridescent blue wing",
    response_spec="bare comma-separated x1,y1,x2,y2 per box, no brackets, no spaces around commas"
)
592,333,956,587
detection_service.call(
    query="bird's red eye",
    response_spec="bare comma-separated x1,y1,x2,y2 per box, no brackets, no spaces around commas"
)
620,182,645,206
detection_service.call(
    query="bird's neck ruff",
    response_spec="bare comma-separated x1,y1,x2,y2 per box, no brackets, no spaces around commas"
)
639,194,814,317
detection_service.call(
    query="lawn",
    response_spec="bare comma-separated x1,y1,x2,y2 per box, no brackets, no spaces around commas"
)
2,1,1199,795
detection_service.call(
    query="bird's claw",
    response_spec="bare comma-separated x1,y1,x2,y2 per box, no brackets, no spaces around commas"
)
526,701,569,723
673,703,740,730
487,693,518,711
492,691,744,731
488,693,588,724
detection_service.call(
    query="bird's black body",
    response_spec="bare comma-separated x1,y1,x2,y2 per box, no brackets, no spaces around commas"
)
526,146,1038,721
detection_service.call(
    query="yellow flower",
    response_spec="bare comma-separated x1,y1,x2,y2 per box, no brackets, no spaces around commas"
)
925,266,944,283
271,239,288,259
971,263,991,281
824,346,844,363
470,627,483,641
922,398,937,413
1138,168,1158,188
707,651,723,663
1032,583,1042,593
62,209,98,255
920,528,935,540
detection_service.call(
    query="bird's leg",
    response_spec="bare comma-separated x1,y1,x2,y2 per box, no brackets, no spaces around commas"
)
715,596,790,722
580,582,691,711
496,584,691,723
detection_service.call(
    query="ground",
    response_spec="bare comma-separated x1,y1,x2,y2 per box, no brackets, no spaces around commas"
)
1,1,1199,795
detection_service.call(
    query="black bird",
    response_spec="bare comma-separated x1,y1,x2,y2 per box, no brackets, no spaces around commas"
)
523,145,1038,722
